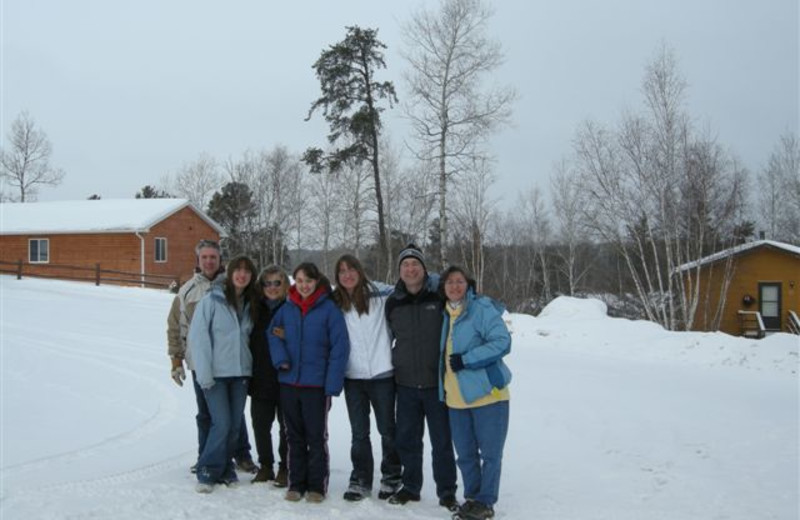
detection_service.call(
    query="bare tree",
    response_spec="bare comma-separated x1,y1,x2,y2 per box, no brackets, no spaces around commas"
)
450,157,497,291
550,159,591,295
0,111,65,202
307,166,342,273
384,158,438,250
514,185,552,303
402,0,516,269
165,153,222,210
574,44,747,330
758,132,800,243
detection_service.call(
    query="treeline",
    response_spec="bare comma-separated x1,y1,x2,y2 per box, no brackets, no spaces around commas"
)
139,39,797,331
6,0,793,330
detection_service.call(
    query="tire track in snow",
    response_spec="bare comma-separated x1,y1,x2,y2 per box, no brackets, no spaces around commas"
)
2,330,186,483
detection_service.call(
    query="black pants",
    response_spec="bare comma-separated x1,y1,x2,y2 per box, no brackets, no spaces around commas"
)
250,397,287,469
279,384,330,494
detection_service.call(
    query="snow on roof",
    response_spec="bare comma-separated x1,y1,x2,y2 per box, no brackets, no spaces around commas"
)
676,240,800,271
0,199,225,235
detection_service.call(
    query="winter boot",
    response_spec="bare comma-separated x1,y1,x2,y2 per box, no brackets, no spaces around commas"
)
273,464,288,488
252,465,275,483
343,483,369,502
388,488,420,505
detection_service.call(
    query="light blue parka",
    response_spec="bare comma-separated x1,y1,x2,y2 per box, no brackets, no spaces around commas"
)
439,289,512,404
188,285,254,390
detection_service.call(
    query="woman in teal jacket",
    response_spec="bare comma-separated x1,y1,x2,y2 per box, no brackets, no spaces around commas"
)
438,266,511,520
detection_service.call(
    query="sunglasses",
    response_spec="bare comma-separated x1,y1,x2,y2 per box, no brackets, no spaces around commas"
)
261,280,283,288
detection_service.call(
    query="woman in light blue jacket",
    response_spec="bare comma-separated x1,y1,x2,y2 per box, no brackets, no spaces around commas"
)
438,266,511,520
188,255,259,493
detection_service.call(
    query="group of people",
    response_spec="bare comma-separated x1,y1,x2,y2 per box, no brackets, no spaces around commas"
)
166,240,512,520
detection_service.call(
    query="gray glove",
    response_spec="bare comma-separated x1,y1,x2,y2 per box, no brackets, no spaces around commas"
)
171,366,186,386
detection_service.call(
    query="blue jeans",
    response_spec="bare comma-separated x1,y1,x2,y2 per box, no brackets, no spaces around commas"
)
449,401,509,506
192,371,252,463
395,385,457,498
344,377,401,491
196,377,249,484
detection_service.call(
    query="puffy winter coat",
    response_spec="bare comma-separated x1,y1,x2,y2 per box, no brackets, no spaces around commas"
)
386,273,443,389
343,282,394,380
188,285,254,390
268,290,350,396
439,290,512,404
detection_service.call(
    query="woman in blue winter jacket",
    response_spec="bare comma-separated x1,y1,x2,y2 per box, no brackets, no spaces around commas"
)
438,266,512,520
268,262,350,503
188,255,259,494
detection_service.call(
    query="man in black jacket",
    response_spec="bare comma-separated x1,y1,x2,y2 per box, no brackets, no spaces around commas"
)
385,244,458,512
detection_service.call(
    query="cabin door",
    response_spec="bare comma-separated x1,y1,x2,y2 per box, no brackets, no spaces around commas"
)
759,283,781,331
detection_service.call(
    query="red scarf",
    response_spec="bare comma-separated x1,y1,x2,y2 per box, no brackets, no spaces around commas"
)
288,285,327,316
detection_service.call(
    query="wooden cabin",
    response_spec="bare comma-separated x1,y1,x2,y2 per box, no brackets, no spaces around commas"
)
0,199,226,288
678,240,800,337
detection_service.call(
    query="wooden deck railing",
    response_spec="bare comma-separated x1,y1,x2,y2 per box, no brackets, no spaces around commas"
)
737,310,765,339
788,310,800,335
0,259,180,290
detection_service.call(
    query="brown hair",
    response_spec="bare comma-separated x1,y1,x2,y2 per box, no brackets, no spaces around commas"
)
332,254,371,315
224,255,259,321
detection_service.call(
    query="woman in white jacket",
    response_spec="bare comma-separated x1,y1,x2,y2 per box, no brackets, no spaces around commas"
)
188,255,259,493
332,254,401,502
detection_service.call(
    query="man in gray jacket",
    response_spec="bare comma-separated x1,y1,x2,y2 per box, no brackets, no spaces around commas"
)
167,239,256,474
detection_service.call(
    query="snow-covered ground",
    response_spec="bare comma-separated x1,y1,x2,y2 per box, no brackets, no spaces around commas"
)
1,276,797,520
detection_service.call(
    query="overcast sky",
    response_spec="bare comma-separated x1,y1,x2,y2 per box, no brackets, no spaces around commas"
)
2,0,797,207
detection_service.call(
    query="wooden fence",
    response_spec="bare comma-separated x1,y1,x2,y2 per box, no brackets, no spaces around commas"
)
0,260,181,290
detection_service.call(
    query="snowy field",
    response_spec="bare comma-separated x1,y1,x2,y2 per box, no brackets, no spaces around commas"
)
1,275,797,520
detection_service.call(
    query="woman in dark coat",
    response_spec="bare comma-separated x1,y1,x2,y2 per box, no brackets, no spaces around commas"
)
249,265,290,486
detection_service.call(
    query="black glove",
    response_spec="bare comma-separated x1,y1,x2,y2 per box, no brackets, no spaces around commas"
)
449,353,465,372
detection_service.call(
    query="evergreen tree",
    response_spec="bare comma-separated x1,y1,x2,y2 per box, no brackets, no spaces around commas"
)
207,182,257,257
135,185,171,199
304,25,397,276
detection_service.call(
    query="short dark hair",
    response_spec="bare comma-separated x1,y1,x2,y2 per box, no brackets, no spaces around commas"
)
293,262,332,293
438,265,477,300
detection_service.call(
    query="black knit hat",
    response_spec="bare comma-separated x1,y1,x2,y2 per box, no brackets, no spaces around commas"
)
397,243,426,271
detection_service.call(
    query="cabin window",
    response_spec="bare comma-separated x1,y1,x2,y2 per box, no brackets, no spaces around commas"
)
155,237,167,263
29,238,50,263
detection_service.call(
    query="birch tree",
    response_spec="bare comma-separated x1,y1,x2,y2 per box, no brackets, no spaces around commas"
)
758,132,800,243
575,44,746,330
551,159,591,295
402,0,515,269
450,157,497,291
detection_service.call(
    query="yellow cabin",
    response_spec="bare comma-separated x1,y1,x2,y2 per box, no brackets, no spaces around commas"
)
679,240,800,337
